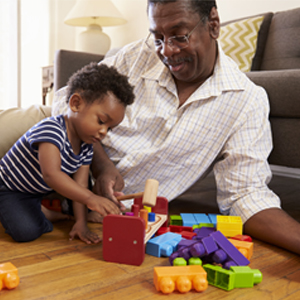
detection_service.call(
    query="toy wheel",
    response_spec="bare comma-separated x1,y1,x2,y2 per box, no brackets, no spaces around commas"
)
192,275,208,292
4,273,20,289
176,276,191,293
159,277,175,294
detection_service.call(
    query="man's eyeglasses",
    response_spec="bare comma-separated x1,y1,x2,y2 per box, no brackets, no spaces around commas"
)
145,19,202,51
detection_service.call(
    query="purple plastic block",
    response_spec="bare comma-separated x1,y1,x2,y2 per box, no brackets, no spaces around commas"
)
212,249,227,263
177,239,197,250
169,251,180,265
223,260,237,269
125,212,134,216
190,241,206,257
194,227,215,240
178,246,192,261
202,235,218,255
210,231,250,266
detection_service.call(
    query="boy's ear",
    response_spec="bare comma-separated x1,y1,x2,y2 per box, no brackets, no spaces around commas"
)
69,93,83,112
208,7,220,39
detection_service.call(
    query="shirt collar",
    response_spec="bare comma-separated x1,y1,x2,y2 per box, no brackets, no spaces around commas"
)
142,42,245,96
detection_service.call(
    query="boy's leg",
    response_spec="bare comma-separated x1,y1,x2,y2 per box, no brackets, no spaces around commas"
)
0,180,53,242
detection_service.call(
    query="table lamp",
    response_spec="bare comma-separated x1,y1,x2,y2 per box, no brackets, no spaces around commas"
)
64,0,127,55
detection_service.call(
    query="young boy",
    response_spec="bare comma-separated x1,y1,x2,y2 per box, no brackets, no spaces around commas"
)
0,62,135,244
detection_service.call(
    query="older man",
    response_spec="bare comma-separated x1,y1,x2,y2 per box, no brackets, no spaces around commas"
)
53,0,300,254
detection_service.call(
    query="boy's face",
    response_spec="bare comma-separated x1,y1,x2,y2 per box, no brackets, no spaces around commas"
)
72,92,125,144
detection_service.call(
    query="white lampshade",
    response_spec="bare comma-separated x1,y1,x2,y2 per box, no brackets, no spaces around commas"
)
64,0,127,55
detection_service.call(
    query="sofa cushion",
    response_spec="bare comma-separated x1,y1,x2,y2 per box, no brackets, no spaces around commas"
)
261,7,300,70
219,15,265,72
0,105,51,159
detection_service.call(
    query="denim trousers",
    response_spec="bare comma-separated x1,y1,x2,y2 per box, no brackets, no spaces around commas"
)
0,178,53,242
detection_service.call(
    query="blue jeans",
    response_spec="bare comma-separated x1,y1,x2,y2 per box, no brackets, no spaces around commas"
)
0,178,53,242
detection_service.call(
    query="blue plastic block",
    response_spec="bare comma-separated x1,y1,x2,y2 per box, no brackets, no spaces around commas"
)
194,213,210,224
180,213,197,227
146,232,182,257
208,214,219,227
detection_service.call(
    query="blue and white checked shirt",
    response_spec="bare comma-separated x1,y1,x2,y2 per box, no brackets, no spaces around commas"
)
52,39,280,223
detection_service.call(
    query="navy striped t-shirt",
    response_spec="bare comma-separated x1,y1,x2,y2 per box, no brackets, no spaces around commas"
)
0,115,93,194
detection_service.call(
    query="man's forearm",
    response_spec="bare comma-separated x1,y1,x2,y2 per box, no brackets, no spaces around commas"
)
244,208,300,255
91,142,114,179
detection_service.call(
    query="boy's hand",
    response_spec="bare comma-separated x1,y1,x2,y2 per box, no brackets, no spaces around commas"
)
69,221,101,244
87,194,122,217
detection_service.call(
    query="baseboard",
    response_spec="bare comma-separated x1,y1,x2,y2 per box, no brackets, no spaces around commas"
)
270,165,300,179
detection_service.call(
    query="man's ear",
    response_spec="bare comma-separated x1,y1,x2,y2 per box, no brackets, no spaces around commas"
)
208,7,220,39
69,93,83,112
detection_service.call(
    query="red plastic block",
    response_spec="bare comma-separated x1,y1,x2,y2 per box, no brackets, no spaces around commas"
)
103,215,145,266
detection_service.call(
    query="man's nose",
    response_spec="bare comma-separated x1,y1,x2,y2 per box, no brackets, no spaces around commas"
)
159,41,179,57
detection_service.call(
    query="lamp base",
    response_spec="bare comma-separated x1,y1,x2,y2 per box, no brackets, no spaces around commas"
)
76,24,110,55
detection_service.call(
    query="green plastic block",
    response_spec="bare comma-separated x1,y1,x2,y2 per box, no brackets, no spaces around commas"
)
203,264,235,291
230,266,263,288
198,223,214,228
169,215,182,226
188,257,202,266
173,257,187,266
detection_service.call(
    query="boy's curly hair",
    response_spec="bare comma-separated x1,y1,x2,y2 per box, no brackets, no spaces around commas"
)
66,62,135,106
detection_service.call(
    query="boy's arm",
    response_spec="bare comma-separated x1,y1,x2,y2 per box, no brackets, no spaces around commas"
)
38,142,121,216
70,165,101,244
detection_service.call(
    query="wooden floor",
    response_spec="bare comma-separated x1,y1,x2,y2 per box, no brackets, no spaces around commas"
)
1,174,300,299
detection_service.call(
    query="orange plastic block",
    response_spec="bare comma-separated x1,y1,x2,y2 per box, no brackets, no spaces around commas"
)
154,265,208,294
217,215,243,237
0,262,20,291
229,239,254,260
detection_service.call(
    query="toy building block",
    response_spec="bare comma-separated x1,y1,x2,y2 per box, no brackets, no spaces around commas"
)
228,238,253,260
231,234,252,242
156,227,170,236
207,213,219,227
203,264,262,291
188,257,202,266
194,213,211,224
41,198,62,212
154,265,208,294
216,215,243,237
169,215,182,226
146,232,182,257
0,262,20,291
193,226,215,240
203,264,236,291
230,266,262,288
180,213,197,227
181,231,197,240
210,231,250,268
169,225,193,233
173,257,187,266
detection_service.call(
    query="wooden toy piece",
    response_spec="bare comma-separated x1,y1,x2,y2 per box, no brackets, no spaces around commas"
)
140,208,148,229
116,192,144,201
145,213,168,243
154,265,208,294
142,179,159,207
0,262,20,291
103,215,145,266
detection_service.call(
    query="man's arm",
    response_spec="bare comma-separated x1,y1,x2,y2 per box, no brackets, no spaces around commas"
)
90,141,124,201
244,208,300,255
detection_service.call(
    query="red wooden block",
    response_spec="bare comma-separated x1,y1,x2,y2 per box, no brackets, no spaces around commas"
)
103,215,146,266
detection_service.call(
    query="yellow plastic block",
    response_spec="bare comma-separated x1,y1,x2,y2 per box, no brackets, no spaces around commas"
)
217,215,243,237
229,239,253,260
154,265,208,294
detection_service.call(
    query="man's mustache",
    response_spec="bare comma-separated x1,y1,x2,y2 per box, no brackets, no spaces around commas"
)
162,57,193,65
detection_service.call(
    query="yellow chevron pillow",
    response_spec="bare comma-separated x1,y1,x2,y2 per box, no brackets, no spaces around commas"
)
219,16,264,72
